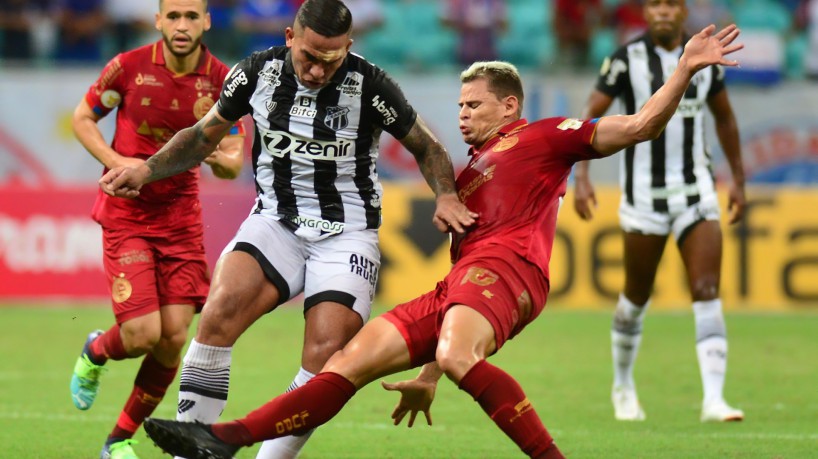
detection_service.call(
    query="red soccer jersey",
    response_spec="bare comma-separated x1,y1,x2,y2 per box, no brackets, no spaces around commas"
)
452,117,601,282
85,41,231,233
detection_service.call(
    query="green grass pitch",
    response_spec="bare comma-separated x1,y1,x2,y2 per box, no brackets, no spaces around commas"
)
1,304,816,458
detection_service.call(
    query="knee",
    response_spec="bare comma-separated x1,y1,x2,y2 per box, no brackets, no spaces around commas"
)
121,325,161,355
435,347,478,382
159,327,189,356
690,276,719,301
303,335,350,368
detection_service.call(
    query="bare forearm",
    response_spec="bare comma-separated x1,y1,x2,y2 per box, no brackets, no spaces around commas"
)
74,117,120,168
715,119,745,185
415,145,458,196
145,125,217,182
633,62,694,141
402,118,458,196
417,362,444,383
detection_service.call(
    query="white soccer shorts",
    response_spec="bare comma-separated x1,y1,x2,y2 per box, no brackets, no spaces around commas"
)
221,213,380,321
618,199,721,243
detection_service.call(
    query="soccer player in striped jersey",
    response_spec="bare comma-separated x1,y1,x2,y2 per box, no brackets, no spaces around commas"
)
573,0,746,422
99,1,475,458
138,23,743,459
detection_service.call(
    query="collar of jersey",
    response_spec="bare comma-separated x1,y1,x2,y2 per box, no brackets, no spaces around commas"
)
151,40,213,76
469,118,528,156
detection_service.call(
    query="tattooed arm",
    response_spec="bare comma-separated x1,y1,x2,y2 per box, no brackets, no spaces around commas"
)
99,106,236,197
399,115,477,233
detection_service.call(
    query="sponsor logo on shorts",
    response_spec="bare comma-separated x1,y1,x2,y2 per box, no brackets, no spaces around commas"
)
284,214,345,234
260,128,354,161
349,253,378,288
112,273,132,303
118,249,151,265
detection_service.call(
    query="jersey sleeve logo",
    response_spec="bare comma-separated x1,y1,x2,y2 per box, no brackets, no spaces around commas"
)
100,90,122,109
557,118,584,131
604,58,628,87
371,95,397,125
224,68,249,97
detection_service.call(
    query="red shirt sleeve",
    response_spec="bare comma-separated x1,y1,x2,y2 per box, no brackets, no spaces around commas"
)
84,54,127,118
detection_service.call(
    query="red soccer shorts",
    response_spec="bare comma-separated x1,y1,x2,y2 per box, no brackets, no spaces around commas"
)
383,244,550,367
102,229,209,324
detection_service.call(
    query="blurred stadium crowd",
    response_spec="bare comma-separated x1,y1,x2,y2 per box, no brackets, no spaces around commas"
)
1,0,816,78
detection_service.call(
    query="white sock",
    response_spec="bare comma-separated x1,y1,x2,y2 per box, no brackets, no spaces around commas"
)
176,339,232,423
611,293,648,389
255,367,317,459
693,299,728,405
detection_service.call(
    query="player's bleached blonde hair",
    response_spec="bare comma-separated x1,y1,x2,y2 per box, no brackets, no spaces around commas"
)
460,61,524,116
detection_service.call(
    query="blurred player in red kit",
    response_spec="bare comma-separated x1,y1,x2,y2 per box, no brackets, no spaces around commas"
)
137,23,742,459
69,1,244,458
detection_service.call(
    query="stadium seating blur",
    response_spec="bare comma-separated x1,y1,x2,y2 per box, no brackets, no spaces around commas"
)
0,0,812,82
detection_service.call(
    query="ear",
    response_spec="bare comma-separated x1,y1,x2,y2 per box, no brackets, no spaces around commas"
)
505,96,519,117
155,12,161,32
204,11,212,32
285,27,295,48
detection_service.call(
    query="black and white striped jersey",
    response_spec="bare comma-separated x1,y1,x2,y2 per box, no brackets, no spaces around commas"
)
596,34,725,214
217,47,417,240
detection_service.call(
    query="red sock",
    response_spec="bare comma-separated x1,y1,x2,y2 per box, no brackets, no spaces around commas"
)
89,324,129,364
109,354,178,440
459,360,563,459
212,372,356,446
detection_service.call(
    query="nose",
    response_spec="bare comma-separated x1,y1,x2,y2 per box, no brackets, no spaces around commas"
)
459,106,469,119
309,63,326,80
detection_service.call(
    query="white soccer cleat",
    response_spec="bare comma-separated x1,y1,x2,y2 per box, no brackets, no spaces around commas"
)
700,400,744,422
612,386,646,421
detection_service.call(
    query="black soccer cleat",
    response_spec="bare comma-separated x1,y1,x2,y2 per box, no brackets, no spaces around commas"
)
144,418,241,459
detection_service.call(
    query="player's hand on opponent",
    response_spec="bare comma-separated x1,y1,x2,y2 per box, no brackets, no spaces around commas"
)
573,175,598,221
381,378,437,427
726,182,746,224
680,24,743,74
432,192,478,234
99,163,152,198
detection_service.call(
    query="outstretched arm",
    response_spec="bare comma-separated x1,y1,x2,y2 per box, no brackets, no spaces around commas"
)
592,24,743,156
100,106,236,197
399,116,478,233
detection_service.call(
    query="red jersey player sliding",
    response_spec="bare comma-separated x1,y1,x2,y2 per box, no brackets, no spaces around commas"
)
69,1,244,458
119,24,740,459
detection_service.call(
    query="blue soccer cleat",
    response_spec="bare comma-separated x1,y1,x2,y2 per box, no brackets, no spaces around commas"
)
70,329,107,410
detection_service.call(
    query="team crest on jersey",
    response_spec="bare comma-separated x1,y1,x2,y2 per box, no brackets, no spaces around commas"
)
193,95,215,120
266,99,278,112
338,74,362,96
259,61,283,87
492,135,519,152
324,106,350,131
